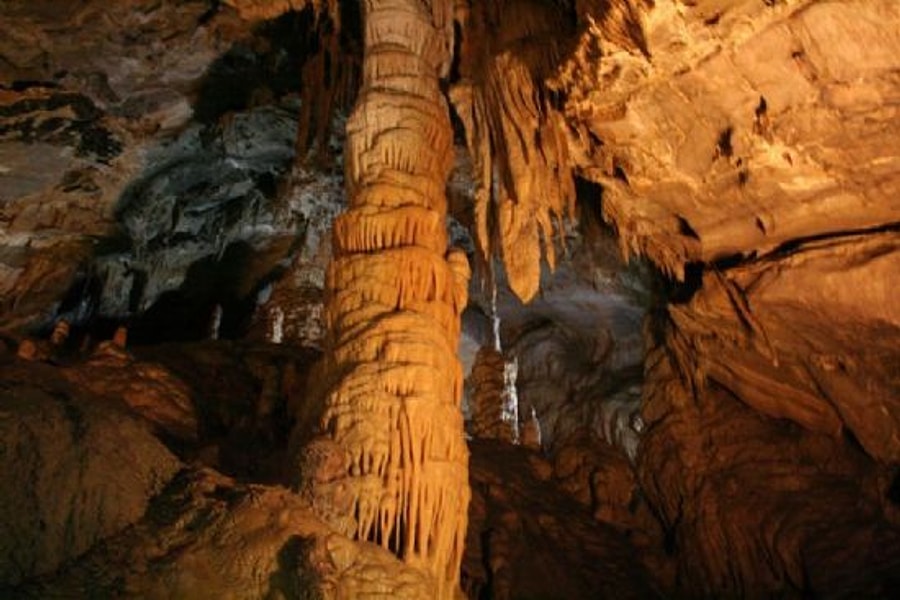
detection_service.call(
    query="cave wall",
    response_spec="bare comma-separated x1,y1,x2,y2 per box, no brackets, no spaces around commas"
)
549,0,900,595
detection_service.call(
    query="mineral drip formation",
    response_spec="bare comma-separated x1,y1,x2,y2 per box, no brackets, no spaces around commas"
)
295,0,469,598
450,0,576,302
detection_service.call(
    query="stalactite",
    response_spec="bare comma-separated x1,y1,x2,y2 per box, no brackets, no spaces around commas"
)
295,4,361,165
450,0,576,302
296,0,361,165
227,2,360,166
470,270,520,443
293,1,469,597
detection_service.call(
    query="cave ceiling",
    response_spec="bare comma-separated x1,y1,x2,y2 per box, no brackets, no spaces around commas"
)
3,0,898,326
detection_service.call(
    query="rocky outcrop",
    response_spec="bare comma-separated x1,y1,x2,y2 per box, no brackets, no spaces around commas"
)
655,232,900,461
0,1,351,338
543,1,900,595
464,439,664,599
11,467,438,599
639,352,900,597
56,335,198,442
138,340,322,482
629,227,900,595
0,0,250,331
556,0,900,278
0,359,181,586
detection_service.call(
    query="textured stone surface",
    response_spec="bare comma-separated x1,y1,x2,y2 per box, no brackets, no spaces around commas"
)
0,1,347,338
556,0,900,277
0,359,181,586
9,467,437,599
293,2,471,596
464,439,664,599
61,345,199,442
639,362,900,597
2,0,900,597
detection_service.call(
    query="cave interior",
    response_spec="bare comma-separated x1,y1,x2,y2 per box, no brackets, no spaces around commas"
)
1,0,900,598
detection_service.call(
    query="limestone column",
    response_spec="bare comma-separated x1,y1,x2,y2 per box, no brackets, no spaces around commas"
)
295,0,469,597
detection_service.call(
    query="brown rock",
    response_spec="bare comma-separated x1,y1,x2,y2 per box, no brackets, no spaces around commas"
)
13,467,438,599
464,439,663,599
0,361,181,586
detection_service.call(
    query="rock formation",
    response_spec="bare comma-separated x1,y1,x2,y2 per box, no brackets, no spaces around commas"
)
2,0,900,598
463,439,662,599
468,346,517,443
451,0,576,302
549,0,900,595
0,360,181,586
10,467,439,599
292,0,470,597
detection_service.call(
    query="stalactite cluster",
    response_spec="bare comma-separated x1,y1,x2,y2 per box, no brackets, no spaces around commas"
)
450,0,576,302
294,1,469,597
295,5,360,164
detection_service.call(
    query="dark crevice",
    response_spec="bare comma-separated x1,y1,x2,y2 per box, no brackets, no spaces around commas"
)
197,0,220,25
449,20,463,85
574,176,618,239
127,241,278,344
715,126,734,159
760,220,900,263
667,262,704,304
448,102,468,145
677,215,700,240
887,470,900,506
194,8,318,125
1,80,61,92
711,253,745,271
656,218,900,318
672,221,900,283
755,95,768,119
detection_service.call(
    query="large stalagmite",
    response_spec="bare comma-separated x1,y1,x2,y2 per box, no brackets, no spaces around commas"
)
292,0,470,597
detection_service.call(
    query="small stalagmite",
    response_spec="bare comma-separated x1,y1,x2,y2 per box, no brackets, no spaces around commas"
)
112,326,128,349
293,0,469,597
50,320,70,347
469,345,516,443
521,406,542,451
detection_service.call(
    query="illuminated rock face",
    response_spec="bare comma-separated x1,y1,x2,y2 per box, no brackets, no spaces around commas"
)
451,0,576,303
3,1,900,597
294,0,470,596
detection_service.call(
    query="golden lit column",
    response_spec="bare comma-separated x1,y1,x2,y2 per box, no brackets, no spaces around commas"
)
296,0,469,597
